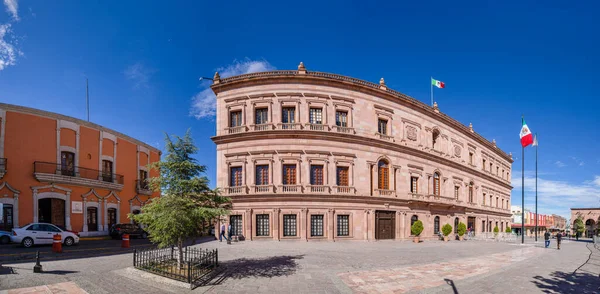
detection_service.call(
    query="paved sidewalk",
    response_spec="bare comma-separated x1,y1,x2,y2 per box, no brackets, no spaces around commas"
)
0,239,597,293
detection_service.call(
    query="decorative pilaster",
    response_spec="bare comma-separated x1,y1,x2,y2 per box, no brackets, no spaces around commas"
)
113,142,118,181
65,191,71,230
364,209,370,241
273,208,280,241
328,208,335,241
103,199,108,231
75,132,80,176
245,209,252,241
55,122,61,165
82,199,88,232
301,208,308,241
32,188,38,223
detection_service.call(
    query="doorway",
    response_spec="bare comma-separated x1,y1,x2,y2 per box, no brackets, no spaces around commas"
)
107,208,117,229
375,211,395,240
87,207,98,231
467,216,476,233
1,204,13,231
38,198,65,228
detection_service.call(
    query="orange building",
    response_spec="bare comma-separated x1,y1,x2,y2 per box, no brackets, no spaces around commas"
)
0,103,161,236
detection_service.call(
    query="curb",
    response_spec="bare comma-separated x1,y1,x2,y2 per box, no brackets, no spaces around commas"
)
80,236,112,241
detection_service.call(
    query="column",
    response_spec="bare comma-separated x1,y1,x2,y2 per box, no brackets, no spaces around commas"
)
301,208,308,241
75,131,80,176
129,201,133,224
396,211,402,240
98,132,104,174
245,209,252,240
103,199,108,231
116,201,121,224
82,199,88,232
328,209,334,241
363,209,369,241
273,208,280,241
113,142,118,181
33,189,38,223
13,193,19,227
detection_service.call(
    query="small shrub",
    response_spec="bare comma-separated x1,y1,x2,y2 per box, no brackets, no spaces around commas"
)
505,226,511,233
493,226,499,234
411,220,424,236
457,222,467,236
442,224,452,236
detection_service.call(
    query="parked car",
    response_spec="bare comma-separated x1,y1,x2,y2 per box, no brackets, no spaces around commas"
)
109,224,148,239
11,223,80,248
0,230,11,244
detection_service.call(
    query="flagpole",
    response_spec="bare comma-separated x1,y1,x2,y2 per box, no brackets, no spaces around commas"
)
521,116,525,244
535,133,538,242
430,77,433,106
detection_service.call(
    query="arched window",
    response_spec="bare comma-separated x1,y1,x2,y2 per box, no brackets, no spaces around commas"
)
468,182,474,203
433,172,440,196
454,217,459,233
411,215,418,226
378,160,389,190
432,129,440,150
434,216,440,234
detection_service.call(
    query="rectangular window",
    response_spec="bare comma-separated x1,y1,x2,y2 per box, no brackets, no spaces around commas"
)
410,177,418,193
469,152,473,165
496,167,499,176
139,170,149,190
309,108,323,124
283,214,297,237
255,165,269,185
311,215,324,237
256,214,270,236
102,160,113,182
230,215,242,236
482,159,486,171
483,193,486,205
282,107,295,123
335,111,348,127
282,164,297,185
61,151,75,176
336,167,349,186
490,163,493,172
310,165,324,185
378,119,388,135
337,215,350,236
255,108,268,125
230,111,242,127
454,186,459,199
230,167,243,187
496,197,499,208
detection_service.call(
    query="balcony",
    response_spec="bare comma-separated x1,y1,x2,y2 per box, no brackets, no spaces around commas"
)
277,123,303,130
0,158,5,179
332,126,355,134
306,185,330,194
251,123,274,131
226,126,247,134
333,186,356,194
408,192,424,199
33,161,124,191
252,185,274,193
136,179,153,196
278,184,303,193
376,133,394,141
224,186,247,195
304,123,329,131
375,189,396,197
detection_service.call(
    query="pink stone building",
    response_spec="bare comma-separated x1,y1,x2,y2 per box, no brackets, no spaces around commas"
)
211,63,513,241
571,208,600,237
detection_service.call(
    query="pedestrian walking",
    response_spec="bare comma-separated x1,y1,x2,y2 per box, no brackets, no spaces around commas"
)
556,232,562,250
544,231,550,248
220,224,226,242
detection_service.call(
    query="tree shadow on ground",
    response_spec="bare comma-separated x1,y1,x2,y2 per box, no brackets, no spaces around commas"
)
532,271,600,293
192,255,304,289
0,265,15,275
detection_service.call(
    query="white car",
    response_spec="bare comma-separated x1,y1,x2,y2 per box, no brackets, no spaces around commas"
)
11,223,80,248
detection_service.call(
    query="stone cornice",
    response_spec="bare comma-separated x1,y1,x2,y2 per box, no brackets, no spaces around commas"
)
0,103,160,154
212,131,513,190
211,71,512,162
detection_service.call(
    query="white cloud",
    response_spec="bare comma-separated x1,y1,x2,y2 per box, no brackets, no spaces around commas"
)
594,176,600,187
554,161,566,168
191,59,275,119
570,156,585,167
124,62,155,89
0,23,19,71
3,0,18,21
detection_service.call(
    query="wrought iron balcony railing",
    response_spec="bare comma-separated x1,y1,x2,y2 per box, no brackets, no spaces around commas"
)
33,161,124,185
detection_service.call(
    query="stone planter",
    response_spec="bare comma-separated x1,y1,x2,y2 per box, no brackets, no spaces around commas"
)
459,235,464,241
443,236,449,242
413,236,420,243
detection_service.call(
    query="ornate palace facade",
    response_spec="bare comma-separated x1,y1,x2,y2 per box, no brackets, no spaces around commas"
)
211,63,513,241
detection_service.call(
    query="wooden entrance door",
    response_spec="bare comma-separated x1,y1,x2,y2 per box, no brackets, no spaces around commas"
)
87,207,98,231
375,211,395,240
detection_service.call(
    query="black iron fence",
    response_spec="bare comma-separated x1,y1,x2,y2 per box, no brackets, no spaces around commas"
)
133,246,218,286
33,161,124,184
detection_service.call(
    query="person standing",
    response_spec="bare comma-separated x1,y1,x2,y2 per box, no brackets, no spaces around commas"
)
556,232,562,250
220,224,226,242
544,231,550,248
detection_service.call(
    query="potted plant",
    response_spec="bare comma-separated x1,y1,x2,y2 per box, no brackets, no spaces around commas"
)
493,226,499,238
457,222,467,241
411,220,423,243
505,226,511,233
442,224,452,242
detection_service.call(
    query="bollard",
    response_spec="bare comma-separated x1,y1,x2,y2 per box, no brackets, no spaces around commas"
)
52,234,62,253
122,234,130,248
33,251,43,273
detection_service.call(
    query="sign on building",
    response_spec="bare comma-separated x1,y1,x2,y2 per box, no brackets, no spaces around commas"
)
72,201,83,214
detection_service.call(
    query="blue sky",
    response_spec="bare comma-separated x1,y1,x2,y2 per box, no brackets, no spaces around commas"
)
1,1,598,220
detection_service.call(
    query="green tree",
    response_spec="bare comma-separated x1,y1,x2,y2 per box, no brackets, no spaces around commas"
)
573,218,585,236
493,226,499,235
411,220,424,236
457,222,467,237
505,226,511,233
131,130,230,267
442,224,452,237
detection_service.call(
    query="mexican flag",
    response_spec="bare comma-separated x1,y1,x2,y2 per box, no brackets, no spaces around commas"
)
432,78,445,88
520,118,533,147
